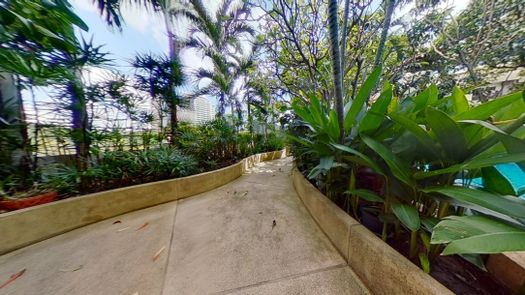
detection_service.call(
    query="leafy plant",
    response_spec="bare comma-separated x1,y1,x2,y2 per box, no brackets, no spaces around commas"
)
291,79,525,272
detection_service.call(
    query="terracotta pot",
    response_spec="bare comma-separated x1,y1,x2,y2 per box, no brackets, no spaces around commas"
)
0,191,57,211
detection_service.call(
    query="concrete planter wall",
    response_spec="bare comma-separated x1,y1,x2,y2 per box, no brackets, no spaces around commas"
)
0,150,286,255
292,168,453,295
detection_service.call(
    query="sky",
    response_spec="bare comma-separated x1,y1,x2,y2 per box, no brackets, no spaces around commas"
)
26,0,470,122
70,0,226,79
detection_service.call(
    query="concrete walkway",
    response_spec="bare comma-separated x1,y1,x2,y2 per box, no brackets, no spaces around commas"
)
0,158,369,295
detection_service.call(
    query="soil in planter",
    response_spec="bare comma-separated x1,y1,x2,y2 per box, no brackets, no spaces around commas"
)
388,232,512,295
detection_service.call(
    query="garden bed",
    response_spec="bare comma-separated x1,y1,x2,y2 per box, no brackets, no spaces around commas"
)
292,167,513,294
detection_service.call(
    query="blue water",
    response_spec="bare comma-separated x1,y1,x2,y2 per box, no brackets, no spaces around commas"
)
469,163,525,199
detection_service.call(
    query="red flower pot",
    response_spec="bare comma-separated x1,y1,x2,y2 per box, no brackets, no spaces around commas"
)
0,191,57,211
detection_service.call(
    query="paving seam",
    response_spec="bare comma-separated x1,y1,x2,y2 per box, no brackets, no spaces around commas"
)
212,263,348,295
160,201,179,295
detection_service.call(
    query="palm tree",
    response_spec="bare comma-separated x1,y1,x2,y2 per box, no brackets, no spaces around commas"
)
374,0,396,68
55,39,110,185
327,0,345,142
172,0,255,117
132,52,184,146
243,77,271,138
91,0,162,28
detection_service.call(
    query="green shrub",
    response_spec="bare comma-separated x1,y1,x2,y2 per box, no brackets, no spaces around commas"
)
42,147,199,194
290,70,525,269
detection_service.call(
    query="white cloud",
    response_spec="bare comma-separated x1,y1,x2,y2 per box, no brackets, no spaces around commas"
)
72,0,168,53
72,0,97,13
119,3,168,52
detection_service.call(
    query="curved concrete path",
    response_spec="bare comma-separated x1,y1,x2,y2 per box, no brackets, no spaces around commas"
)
0,158,370,295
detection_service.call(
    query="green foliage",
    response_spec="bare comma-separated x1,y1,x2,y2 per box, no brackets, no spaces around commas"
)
0,0,87,82
290,80,525,270
178,119,285,170
43,147,199,195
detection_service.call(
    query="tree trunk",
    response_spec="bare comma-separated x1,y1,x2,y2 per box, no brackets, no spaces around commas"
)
68,77,89,190
230,102,235,127
169,98,178,146
340,0,351,79
327,0,345,142
218,92,225,118
164,5,179,146
374,0,395,68
247,98,253,136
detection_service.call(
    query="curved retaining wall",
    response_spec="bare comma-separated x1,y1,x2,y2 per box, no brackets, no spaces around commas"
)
292,168,453,295
0,150,287,255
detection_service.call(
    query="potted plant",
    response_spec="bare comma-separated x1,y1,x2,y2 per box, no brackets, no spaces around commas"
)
0,178,57,211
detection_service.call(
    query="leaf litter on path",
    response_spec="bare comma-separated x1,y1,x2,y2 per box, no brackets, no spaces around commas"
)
0,269,26,289
153,246,166,261
59,265,83,272
136,222,149,231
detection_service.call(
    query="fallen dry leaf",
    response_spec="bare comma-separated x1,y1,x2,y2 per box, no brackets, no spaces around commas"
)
117,227,130,232
59,265,83,272
136,222,149,231
112,220,122,224
0,269,26,289
153,246,166,261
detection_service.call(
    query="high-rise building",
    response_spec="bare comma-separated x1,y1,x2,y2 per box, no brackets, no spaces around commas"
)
178,96,216,125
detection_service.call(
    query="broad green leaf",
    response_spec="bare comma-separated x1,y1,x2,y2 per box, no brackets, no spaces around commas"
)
460,254,487,271
292,100,314,126
307,165,323,179
459,120,503,148
331,143,385,175
458,120,505,134
421,217,439,232
55,2,89,31
451,86,469,115
469,114,525,156
498,133,525,153
497,133,525,172
423,187,525,219
327,110,340,140
34,24,63,40
345,189,384,202
309,95,326,128
286,135,313,148
442,232,525,255
389,113,439,156
307,156,335,179
455,91,524,121
362,136,414,186
431,215,522,244
359,83,392,134
426,108,468,161
387,95,399,114
319,156,335,170
482,166,516,195
413,84,438,112
414,152,525,179
392,203,420,231
344,65,382,131
494,94,525,121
